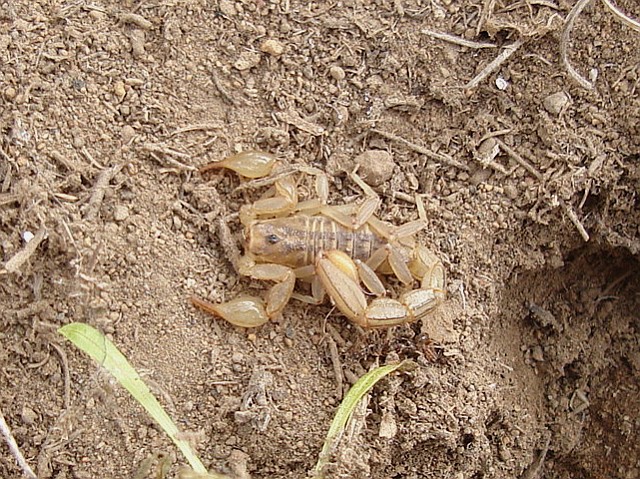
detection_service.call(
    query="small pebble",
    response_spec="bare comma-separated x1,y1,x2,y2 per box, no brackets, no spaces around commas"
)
476,138,499,163
329,65,345,81
260,39,285,56
543,91,569,115
231,352,244,363
495,76,508,90
121,125,136,143
498,445,512,461
129,29,146,59
234,52,261,71
21,406,37,426
378,409,398,438
113,205,130,222
219,0,237,16
469,168,492,186
504,183,518,200
114,80,126,102
72,134,85,148
89,10,106,21
531,345,544,362
354,150,395,186
4,86,17,100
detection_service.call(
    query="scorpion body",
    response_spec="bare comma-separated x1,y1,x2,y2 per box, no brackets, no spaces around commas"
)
192,151,445,328
247,216,388,269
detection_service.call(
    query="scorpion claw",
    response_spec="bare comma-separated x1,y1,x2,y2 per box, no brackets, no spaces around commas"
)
191,295,269,328
201,151,277,178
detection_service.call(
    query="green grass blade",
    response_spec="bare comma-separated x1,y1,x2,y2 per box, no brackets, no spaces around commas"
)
312,360,415,478
59,323,226,478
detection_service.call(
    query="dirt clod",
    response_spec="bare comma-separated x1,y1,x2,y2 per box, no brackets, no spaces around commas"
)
234,52,261,71
329,65,346,81
260,39,285,56
354,150,395,186
543,91,570,115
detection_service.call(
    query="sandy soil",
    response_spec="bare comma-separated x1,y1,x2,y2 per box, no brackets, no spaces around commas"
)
1,1,639,478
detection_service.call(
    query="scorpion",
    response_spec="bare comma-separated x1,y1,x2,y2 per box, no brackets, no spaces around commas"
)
191,151,445,328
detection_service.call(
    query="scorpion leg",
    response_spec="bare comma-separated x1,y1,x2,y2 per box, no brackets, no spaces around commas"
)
410,245,446,295
316,249,444,328
239,173,299,225
315,172,381,230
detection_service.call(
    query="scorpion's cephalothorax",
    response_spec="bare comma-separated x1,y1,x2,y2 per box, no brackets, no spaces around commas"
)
247,216,387,268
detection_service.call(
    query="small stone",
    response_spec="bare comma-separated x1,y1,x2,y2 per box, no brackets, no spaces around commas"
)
4,86,17,100
378,409,397,438
504,183,518,200
89,10,106,21
21,406,37,426
114,80,126,102
129,29,146,59
498,445,512,461
219,0,237,16
495,76,508,90
121,125,136,143
543,91,569,115
260,39,284,56
71,133,85,148
476,138,499,163
113,205,130,222
22,231,35,243
469,167,492,186
329,65,345,81
531,345,544,362
231,352,244,363
233,51,261,71
354,150,395,186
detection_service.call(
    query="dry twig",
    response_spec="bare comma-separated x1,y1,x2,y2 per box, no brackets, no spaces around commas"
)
0,408,38,479
327,336,344,399
561,0,595,89
421,28,497,49
495,139,543,180
169,123,223,137
559,198,590,242
51,343,71,410
601,0,640,32
370,128,470,171
2,227,47,274
84,164,124,221
520,433,552,479
463,39,524,89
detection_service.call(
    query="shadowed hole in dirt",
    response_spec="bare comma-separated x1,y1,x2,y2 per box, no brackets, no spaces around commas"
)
500,243,639,479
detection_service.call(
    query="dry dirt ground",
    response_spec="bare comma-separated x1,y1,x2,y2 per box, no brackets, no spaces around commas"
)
1,1,639,478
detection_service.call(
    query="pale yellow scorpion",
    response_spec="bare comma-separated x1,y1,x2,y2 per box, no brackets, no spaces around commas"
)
191,151,445,328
